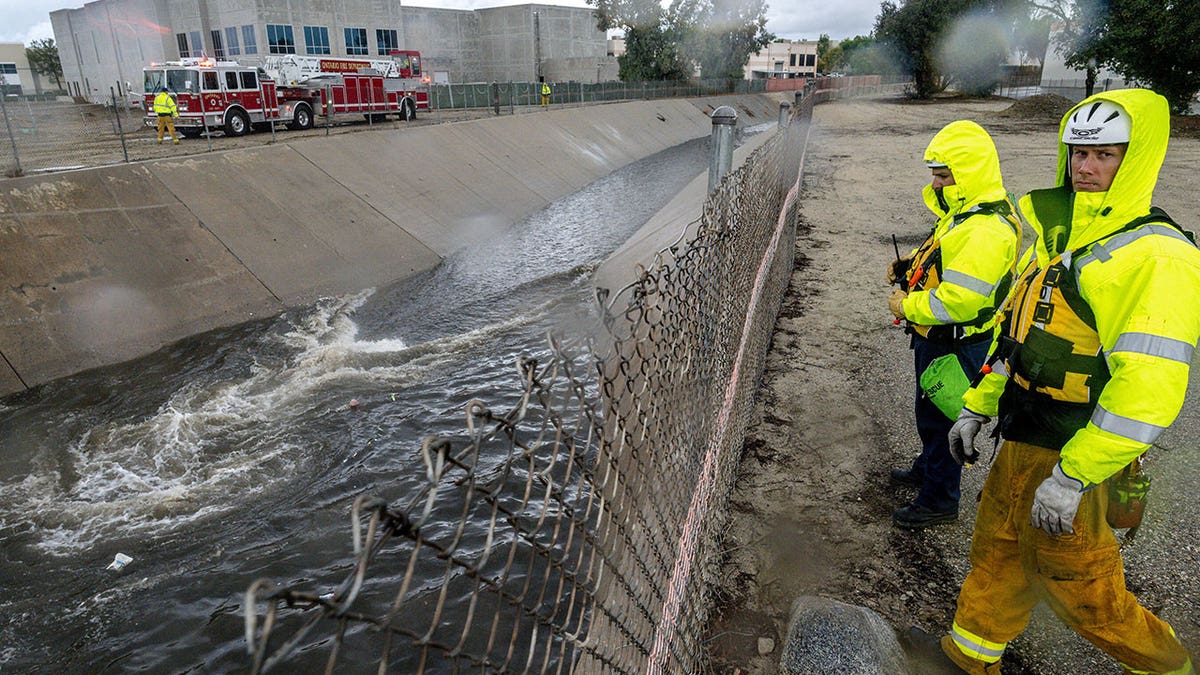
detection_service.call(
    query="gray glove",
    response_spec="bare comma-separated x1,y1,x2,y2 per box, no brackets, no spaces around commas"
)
1031,463,1086,536
948,408,989,465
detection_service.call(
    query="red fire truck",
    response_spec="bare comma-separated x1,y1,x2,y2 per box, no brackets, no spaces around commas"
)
142,51,430,138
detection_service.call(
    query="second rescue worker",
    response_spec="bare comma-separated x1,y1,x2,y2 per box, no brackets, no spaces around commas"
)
887,120,1020,529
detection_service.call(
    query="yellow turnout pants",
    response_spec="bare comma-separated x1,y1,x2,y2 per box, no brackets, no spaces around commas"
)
944,440,1192,674
156,114,177,141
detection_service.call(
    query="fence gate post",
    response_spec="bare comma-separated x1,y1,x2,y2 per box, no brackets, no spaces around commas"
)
778,101,791,128
708,105,737,193
491,81,500,115
0,76,20,176
111,87,129,163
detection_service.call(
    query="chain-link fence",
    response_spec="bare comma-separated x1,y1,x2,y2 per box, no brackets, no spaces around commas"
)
239,82,906,672
241,83,827,673
0,76,881,179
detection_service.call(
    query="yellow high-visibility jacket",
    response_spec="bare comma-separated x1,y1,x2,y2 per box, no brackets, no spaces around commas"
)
153,91,178,117
901,120,1020,340
963,88,1200,486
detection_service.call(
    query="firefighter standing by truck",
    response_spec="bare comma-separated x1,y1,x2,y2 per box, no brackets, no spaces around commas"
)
941,88,1199,674
886,120,1020,530
153,86,180,145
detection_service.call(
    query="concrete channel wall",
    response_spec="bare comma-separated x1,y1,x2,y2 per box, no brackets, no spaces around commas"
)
0,94,787,396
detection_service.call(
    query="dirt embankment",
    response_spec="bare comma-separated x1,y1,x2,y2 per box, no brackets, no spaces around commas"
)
707,96,1200,673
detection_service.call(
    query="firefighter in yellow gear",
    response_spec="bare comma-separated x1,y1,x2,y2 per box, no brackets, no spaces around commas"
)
943,89,1199,674
153,86,180,145
540,81,551,107
886,120,1020,530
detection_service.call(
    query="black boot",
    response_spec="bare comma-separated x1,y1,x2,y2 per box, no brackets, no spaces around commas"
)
892,503,958,529
890,467,923,487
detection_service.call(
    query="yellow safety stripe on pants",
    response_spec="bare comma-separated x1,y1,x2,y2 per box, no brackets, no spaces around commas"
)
1121,656,1194,675
950,621,1005,663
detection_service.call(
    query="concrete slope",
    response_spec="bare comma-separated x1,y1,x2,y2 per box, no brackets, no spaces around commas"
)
0,164,280,389
0,94,785,396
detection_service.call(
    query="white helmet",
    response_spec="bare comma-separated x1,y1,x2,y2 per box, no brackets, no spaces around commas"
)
1062,100,1131,145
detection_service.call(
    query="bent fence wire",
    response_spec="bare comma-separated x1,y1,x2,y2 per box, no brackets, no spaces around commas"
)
241,85,874,673
241,90,814,675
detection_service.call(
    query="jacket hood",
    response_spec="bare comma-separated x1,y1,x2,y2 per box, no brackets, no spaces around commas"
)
1050,89,1170,249
922,120,1008,219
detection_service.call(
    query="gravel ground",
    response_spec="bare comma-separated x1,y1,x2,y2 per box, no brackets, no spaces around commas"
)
707,95,1200,673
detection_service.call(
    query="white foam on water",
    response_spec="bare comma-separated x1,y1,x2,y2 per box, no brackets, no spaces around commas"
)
2,289,547,556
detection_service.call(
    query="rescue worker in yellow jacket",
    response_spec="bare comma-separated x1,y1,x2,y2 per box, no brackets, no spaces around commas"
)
886,120,1020,529
942,89,1199,673
153,86,180,145
540,80,551,107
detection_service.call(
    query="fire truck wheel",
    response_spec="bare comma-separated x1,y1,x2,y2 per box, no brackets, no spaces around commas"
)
402,99,417,122
287,103,314,131
224,109,251,137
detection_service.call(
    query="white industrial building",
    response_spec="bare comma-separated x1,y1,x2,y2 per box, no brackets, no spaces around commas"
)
50,0,613,103
743,39,822,81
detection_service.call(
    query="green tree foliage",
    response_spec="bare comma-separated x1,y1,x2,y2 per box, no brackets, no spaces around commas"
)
938,11,1010,96
1084,0,1200,114
816,34,833,73
24,38,63,91
874,0,1034,98
676,0,773,80
620,25,692,80
1032,0,1102,96
834,35,901,75
592,0,689,80
592,0,769,81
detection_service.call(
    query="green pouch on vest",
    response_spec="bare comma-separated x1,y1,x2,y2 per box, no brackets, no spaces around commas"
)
920,353,970,420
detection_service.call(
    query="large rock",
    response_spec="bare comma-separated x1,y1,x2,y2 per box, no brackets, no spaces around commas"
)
780,596,908,674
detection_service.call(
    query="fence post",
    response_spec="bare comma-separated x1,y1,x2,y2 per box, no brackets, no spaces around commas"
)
708,105,736,193
778,101,791,128
492,81,500,115
111,87,129,163
0,75,21,177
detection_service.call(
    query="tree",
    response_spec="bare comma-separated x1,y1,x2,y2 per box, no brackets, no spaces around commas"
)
1085,0,1200,114
938,11,1010,96
677,0,773,80
1031,0,1103,97
25,38,63,91
874,0,1028,98
816,34,833,73
835,35,900,75
592,0,690,80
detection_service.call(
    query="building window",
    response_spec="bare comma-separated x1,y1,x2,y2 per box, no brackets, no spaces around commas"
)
211,29,225,58
242,25,258,55
225,27,241,56
376,29,398,56
190,31,202,56
304,26,330,55
267,24,296,54
804,53,815,67
176,33,189,57
789,54,796,67
345,28,368,55
0,63,17,74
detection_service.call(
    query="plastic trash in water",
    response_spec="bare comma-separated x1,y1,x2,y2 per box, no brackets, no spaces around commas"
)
106,553,133,571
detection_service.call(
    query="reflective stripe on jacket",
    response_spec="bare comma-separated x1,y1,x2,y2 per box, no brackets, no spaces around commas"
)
963,88,1200,486
901,120,1020,339
153,91,177,116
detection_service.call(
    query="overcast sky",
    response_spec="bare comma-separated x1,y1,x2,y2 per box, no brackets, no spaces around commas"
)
0,0,881,47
